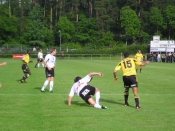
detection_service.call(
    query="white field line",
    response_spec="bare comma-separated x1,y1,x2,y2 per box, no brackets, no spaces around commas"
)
0,93,174,96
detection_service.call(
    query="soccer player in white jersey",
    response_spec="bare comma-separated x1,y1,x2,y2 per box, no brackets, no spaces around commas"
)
35,49,44,68
41,48,57,92
37,49,44,68
68,72,109,109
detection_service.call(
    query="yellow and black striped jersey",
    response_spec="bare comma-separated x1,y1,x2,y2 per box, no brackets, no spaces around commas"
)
22,54,30,64
135,53,143,62
114,58,141,76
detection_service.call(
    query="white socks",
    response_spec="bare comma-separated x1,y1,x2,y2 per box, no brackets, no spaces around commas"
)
41,80,54,92
41,80,49,91
49,81,54,91
95,92,100,104
94,103,102,109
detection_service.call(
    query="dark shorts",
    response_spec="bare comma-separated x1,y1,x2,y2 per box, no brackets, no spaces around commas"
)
38,58,43,62
22,64,31,75
79,85,96,104
123,75,138,88
45,67,54,78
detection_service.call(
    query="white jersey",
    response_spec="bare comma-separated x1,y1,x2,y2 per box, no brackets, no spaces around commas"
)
44,54,56,68
38,52,43,59
69,75,92,96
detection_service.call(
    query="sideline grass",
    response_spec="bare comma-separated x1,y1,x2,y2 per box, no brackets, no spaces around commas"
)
0,58,175,131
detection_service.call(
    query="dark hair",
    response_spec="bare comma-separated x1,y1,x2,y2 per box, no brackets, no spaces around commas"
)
124,52,130,58
27,50,31,54
50,48,56,53
74,76,81,83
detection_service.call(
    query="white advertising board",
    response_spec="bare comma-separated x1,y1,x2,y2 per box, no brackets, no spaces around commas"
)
150,40,175,52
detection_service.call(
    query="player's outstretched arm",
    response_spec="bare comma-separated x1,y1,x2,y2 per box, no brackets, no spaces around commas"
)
0,62,7,67
68,96,73,106
113,70,119,82
141,61,150,66
89,72,104,77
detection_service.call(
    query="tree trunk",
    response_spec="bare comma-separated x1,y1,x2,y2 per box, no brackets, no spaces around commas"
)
50,4,53,32
88,0,93,19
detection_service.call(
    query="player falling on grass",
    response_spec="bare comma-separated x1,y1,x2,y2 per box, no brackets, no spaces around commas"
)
0,62,7,88
35,49,44,68
41,48,57,93
19,50,32,83
113,52,150,110
68,72,109,109
135,50,143,73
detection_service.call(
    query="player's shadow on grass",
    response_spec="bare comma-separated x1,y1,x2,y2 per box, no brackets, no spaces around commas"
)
100,98,135,108
33,87,50,92
34,87,42,90
64,100,89,107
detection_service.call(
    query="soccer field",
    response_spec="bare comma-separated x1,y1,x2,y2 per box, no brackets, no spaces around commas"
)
0,58,175,131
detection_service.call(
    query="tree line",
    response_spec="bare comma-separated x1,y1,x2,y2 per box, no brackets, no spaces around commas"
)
0,0,175,50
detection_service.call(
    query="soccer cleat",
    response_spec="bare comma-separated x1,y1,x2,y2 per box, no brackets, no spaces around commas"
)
136,106,141,110
124,103,130,106
101,105,108,109
19,80,26,83
49,90,53,93
41,89,46,92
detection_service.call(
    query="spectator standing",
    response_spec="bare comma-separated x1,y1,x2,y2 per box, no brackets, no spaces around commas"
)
157,52,161,62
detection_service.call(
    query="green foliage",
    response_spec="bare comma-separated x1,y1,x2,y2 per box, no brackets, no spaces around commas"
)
120,6,141,43
74,14,99,44
55,16,76,43
23,4,48,47
0,5,19,44
164,5,175,29
149,7,163,35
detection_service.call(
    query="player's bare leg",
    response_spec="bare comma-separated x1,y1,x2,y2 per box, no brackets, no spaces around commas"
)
132,87,140,110
140,66,142,73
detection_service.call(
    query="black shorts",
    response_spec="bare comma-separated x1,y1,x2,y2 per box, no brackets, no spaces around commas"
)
22,64,27,71
45,67,54,78
22,64,31,75
38,58,43,62
123,75,138,88
79,85,96,104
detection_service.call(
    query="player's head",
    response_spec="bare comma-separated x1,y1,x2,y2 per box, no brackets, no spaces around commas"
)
74,76,81,83
124,52,130,58
50,48,57,55
39,49,42,52
27,50,31,54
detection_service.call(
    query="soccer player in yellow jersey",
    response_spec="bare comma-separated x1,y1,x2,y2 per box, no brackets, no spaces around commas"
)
113,52,150,110
135,50,143,73
19,50,32,83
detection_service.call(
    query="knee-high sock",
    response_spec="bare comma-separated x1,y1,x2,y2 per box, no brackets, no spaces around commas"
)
95,92,100,104
41,80,49,90
49,81,54,91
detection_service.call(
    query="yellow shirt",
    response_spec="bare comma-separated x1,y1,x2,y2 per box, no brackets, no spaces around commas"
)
135,53,143,62
22,54,30,64
114,58,141,76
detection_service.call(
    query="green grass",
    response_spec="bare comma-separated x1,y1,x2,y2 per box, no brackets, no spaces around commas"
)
0,58,175,131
